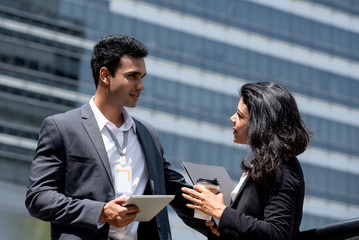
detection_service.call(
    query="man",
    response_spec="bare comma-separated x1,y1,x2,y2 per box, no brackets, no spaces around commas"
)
25,34,206,240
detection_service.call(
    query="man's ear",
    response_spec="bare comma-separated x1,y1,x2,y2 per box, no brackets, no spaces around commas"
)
99,67,110,86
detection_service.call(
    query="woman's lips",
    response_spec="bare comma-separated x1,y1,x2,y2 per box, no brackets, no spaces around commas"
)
233,129,237,134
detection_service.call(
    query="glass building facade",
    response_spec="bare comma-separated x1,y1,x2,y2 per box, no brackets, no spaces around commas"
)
0,0,358,239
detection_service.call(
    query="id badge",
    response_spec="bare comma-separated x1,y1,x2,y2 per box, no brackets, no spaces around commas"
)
115,164,132,194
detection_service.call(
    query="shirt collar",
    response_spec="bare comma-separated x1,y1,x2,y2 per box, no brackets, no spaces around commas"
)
89,96,136,133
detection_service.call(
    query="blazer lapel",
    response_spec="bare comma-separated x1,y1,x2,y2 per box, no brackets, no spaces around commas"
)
133,119,156,193
81,103,114,190
230,176,250,208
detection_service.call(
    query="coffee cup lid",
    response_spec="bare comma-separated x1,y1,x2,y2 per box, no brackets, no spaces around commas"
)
196,178,219,186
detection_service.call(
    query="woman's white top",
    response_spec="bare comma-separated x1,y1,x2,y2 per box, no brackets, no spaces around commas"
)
231,172,248,201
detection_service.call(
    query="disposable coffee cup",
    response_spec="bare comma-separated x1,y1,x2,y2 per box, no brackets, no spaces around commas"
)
194,178,220,220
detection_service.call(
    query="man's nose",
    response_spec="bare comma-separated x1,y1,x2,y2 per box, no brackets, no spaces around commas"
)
136,78,145,91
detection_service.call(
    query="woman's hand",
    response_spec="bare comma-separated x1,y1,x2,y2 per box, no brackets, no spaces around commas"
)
206,220,220,237
181,184,226,219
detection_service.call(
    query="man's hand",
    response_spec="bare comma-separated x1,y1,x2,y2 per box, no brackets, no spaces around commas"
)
99,198,140,228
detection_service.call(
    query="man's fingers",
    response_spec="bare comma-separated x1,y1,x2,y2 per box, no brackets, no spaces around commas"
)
113,217,135,228
113,197,128,205
117,212,137,221
125,205,140,214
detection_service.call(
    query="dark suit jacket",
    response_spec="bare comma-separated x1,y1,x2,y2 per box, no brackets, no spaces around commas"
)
209,156,305,240
25,103,206,240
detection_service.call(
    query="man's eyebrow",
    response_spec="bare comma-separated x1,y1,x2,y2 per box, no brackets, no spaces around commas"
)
126,71,146,77
126,70,141,74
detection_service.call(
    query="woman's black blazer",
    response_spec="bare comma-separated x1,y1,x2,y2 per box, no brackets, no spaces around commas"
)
211,156,305,240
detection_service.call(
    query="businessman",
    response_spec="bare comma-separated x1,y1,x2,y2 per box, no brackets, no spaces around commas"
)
25,34,206,240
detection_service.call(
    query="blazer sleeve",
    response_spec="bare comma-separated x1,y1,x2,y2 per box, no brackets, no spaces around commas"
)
164,160,211,236
137,118,209,236
217,164,304,240
25,116,104,232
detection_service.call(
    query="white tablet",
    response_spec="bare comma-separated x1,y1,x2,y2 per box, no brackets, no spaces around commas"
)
123,195,175,222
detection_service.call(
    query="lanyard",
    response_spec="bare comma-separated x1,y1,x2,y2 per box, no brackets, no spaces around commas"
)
105,125,129,166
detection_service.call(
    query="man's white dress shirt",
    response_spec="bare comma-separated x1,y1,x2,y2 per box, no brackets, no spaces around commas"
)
90,97,149,240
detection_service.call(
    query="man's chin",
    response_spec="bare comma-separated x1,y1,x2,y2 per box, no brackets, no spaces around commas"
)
126,103,137,108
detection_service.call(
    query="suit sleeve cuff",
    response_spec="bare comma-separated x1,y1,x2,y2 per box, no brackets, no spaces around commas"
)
98,221,106,229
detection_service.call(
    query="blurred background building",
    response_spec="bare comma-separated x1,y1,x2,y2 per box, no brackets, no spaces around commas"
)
0,0,358,239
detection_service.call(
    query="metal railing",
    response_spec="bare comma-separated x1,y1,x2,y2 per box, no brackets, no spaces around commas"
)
300,218,359,240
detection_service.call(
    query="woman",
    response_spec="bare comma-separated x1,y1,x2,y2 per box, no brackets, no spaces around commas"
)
182,82,311,240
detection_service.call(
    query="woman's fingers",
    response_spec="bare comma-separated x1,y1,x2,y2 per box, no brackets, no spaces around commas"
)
205,220,214,227
182,187,206,208
182,187,200,196
193,184,206,192
206,220,220,236
211,226,221,236
182,192,202,206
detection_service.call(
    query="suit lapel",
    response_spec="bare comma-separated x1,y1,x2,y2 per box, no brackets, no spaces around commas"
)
81,103,114,190
133,119,156,193
230,176,250,208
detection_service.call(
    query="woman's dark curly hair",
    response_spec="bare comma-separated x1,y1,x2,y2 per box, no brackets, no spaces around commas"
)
240,82,312,184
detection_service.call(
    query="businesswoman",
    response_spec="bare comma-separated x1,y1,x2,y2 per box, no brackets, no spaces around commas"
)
182,82,311,240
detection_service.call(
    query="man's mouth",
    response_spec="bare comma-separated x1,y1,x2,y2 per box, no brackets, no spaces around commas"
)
130,92,140,99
